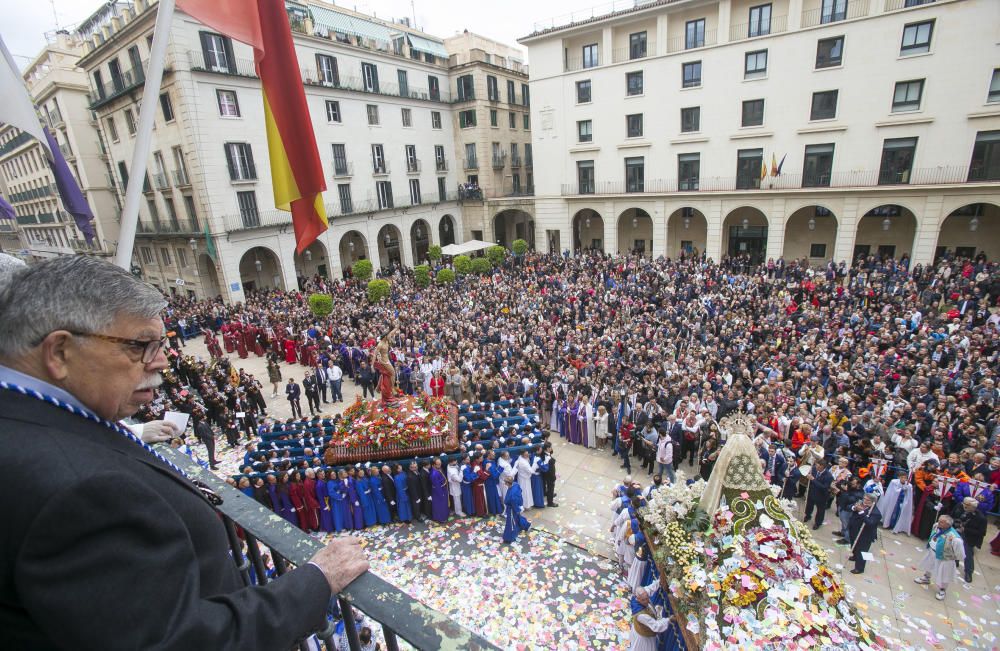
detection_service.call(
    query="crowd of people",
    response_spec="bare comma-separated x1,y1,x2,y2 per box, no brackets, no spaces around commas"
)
144,251,999,613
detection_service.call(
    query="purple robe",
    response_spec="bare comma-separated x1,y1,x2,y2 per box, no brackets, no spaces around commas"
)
316,479,334,533
567,402,581,444
346,478,364,529
429,467,450,523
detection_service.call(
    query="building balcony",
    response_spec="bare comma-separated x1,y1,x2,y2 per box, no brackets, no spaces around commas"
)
558,165,989,196
802,0,870,28
372,162,390,177
8,185,56,204
491,153,507,169
406,159,421,174
667,29,718,54
137,219,199,235
152,172,170,190
156,445,496,651
301,71,455,103
729,15,788,42
464,158,479,170
59,142,74,160
173,169,191,187
332,162,354,178
88,62,148,110
44,108,65,130
510,156,522,169
0,131,35,157
435,159,449,172
188,50,258,78
611,42,656,64
884,0,936,10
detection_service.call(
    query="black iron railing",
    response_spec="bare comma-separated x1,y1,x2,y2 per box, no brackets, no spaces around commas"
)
157,446,497,651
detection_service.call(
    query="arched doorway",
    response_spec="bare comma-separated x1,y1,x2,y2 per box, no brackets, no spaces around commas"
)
197,253,221,298
339,230,368,278
722,207,768,265
617,208,653,256
493,209,535,249
410,219,432,265
377,224,403,270
936,203,1000,262
783,205,838,266
572,209,604,253
293,240,329,288
666,207,707,259
238,246,284,292
854,204,916,263
439,214,456,246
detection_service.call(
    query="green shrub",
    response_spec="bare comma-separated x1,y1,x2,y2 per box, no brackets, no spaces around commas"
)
414,264,431,288
352,259,373,282
453,255,473,276
512,239,528,256
471,257,492,275
367,279,391,303
307,293,334,317
486,245,506,267
436,268,456,285
427,244,442,261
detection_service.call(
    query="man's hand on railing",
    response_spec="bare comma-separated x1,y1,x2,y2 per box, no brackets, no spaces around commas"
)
309,537,370,595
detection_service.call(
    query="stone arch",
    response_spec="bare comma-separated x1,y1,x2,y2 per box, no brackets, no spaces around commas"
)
377,224,403,270
293,239,329,287
339,230,368,278
722,206,769,265
493,209,534,250
411,218,432,265
854,204,917,264
666,207,708,260
197,253,221,299
238,246,285,292
935,202,1000,262
783,205,839,266
617,207,654,256
572,208,604,253
439,214,456,246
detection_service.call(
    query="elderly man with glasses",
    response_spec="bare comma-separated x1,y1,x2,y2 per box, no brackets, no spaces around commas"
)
0,257,368,649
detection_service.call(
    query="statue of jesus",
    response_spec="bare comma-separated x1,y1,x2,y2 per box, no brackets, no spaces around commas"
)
373,328,399,403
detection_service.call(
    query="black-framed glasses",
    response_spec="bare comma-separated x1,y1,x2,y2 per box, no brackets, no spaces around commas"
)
69,331,167,364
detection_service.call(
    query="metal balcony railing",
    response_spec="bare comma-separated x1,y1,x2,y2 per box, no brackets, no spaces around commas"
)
153,172,169,190
0,131,35,156
802,0,870,28
435,159,448,172
188,49,258,78
611,42,655,64
372,161,390,176
44,108,65,129
405,159,421,174
59,142,74,159
137,219,200,235
564,55,600,73
667,29,718,53
729,15,788,42
510,156,522,169
88,63,148,110
156,446,496,651
173,169,191,187
491,153,507,169
464,157,479,170
332,162,354,178
883,0,934,11
558,165,989,195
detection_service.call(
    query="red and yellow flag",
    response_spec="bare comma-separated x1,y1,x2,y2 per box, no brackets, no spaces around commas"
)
177,0,328,253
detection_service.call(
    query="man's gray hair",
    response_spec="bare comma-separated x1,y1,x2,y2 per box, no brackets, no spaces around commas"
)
0,256,166,358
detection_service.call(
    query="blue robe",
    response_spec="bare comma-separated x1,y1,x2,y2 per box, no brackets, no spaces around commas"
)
316,479,334,533
345,478,364,530
502,483,531,543
531,456,547,508
460,464,475,517
356,475,378,527
371,476,392,524
394,472,413,522
557,401,568,438
485,463,502,515
430,466,450,523
331,480,349,532
276,486,296,525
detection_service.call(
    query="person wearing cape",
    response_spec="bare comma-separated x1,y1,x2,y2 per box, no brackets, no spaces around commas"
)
877,475,915,534
484,456,502,515
502,476,531,543
331,471,349,532
314,470,334,533
460,456,476,517
531,448,547,509
429,459,450,523
370,467,391,525
355,467,377,528
393,464,413,523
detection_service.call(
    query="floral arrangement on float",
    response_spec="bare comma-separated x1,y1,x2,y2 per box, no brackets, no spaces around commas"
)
325,394,458,463
639,413,888,650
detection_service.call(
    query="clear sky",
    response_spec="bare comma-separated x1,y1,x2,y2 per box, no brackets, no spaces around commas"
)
3,0,606,67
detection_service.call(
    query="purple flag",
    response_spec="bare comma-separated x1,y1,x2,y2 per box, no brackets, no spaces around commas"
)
44,128,95,244
0,195,14,220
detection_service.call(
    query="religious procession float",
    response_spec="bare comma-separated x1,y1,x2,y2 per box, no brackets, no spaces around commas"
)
639,413,891,651
323,328,458,464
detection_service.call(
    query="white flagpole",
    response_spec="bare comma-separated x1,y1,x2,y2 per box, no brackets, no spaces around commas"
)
114,0,177,270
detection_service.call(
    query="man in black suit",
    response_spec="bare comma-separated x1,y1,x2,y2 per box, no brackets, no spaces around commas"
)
406,461,426,522
380,464,398,520
303,371,320,415
844,494,882,574
765,443,787,488
418,461,434,519
0,256,368,649
193,411,219,470
804,459,834,530
542,442,558,507
286,377,303,418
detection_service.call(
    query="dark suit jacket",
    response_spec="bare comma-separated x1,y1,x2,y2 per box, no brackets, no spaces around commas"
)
1,390,330,649
848,504,882,549
286,382,301,400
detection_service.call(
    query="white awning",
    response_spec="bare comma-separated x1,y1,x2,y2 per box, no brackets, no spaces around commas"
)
440,240,494,256
310,4,394,43
406,33,448,59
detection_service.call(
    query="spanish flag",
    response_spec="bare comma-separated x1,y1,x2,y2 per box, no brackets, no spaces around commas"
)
176,0,328,252
760,160,767,181
770,153,779,177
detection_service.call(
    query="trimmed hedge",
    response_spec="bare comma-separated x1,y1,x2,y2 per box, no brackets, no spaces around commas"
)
352,259,373,282
486,245,507,267
367,279,391,303
453,255,473,276
436,268,456,284
512,239,528,256
428,244,442,261
414,264,431,287
307,293,333,317
471,257,492,275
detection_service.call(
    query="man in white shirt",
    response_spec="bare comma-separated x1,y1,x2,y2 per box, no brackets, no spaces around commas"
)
906,441,938,474
892,429,919,455
446,460,464,516
328,362,343,402
655,432,674,483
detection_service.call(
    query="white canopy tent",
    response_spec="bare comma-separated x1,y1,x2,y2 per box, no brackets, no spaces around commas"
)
440,240,495,256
